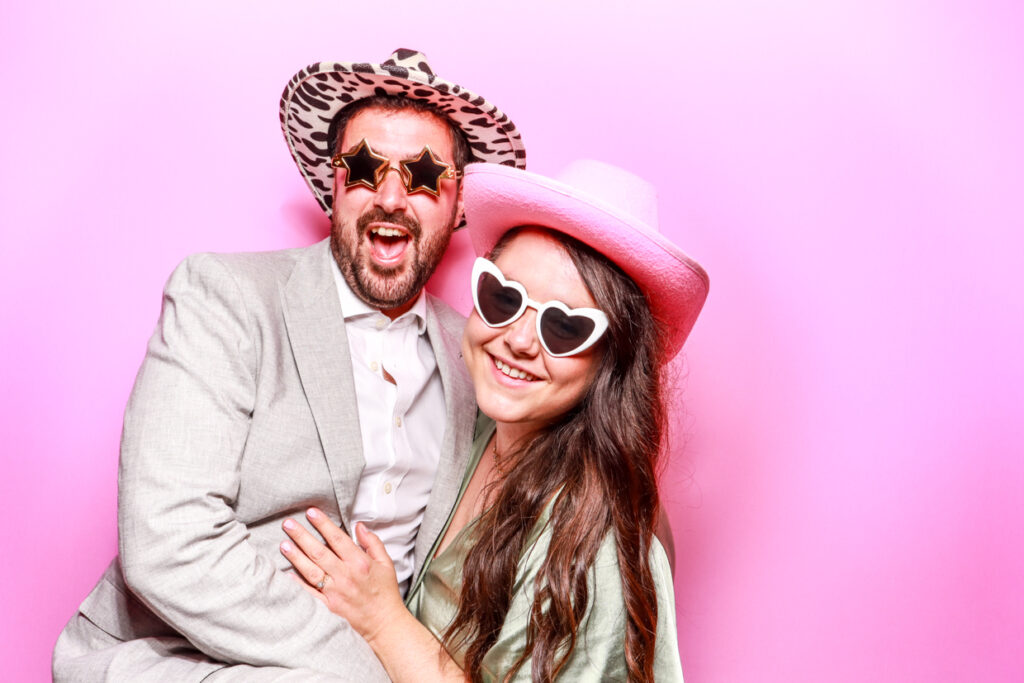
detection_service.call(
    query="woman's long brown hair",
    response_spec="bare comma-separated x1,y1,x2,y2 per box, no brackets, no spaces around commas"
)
444,228,668,681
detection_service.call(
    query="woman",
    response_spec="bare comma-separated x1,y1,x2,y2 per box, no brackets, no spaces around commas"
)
280,160,709,681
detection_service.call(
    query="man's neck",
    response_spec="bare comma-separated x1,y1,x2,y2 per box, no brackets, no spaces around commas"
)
379,297,418,320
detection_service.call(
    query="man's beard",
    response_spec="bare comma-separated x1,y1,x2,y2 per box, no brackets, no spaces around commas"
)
330,207,453,311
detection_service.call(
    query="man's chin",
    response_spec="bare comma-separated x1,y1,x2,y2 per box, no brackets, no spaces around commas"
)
354,272,422,309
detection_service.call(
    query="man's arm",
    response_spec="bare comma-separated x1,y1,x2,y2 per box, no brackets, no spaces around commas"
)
117,253,387,679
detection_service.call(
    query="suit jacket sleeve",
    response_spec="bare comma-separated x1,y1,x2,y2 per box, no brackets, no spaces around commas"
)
117,252,387,679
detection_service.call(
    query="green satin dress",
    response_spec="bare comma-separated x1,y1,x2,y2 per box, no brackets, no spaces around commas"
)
405,415,685,681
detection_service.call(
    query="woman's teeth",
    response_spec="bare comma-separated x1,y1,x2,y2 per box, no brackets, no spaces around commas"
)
494,357,536,381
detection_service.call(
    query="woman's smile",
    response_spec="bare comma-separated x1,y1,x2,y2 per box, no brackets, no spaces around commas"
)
462,228,602,440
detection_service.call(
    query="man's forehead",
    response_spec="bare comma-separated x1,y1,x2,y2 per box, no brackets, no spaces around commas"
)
340,107,455,159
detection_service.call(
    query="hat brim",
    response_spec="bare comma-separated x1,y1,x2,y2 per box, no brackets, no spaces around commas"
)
280,56,526,223
463,163,709,356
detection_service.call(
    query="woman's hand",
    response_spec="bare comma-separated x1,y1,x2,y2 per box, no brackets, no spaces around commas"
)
280,508,406,647
282,508,465,683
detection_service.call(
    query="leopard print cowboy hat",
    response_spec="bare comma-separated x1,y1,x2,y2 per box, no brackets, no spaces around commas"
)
279,48,526,221
463,161,710,358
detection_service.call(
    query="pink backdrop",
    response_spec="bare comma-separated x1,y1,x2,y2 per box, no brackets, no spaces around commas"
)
2,1,1022,680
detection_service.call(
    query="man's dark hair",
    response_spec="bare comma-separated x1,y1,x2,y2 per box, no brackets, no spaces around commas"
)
326,95,473,172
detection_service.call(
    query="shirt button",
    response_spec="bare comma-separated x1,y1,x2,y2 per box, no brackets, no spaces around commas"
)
375,318,387,330
384,482,393,494
394,416,402,427
370,361,379,372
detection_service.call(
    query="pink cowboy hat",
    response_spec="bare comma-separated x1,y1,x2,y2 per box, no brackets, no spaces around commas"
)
463,160,710,357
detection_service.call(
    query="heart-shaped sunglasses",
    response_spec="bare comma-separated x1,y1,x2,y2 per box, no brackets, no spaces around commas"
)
471,258,609,357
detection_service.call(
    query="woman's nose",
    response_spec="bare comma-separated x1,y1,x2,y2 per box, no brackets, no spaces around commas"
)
503,309,541,357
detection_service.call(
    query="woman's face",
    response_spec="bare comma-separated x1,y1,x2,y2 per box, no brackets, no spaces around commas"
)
462,229,602,440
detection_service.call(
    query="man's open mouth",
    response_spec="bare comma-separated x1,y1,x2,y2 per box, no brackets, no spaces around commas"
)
368,225,411,265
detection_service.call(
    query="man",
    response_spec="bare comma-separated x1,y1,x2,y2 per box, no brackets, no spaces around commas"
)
53,49,526,682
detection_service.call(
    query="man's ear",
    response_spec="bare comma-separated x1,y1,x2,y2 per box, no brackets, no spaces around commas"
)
455,180,466,227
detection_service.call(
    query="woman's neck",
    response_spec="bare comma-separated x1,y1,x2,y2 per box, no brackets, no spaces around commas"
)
491,421,539,459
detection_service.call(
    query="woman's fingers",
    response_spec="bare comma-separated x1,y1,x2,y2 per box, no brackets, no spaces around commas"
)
355,522,391,564
280,510,380,600
285,564,328,603
281,517,336,569
279,528,331,595
306,507,363,563
281,518,405,642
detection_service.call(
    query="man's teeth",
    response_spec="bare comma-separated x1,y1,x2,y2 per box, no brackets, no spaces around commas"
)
371,227,406,238
494,357,536,381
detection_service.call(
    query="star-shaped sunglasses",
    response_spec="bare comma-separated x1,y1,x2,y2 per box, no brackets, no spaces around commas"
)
331,139,459,198
471,258,609,357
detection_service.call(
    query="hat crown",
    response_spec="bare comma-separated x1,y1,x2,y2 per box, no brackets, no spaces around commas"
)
556,160,659,232
380,48,434,77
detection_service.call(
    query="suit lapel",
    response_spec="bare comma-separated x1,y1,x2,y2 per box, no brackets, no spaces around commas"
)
281,240,364,529
412,298,477,572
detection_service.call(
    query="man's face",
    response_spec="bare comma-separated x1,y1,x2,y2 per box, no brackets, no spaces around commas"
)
330,107,463,318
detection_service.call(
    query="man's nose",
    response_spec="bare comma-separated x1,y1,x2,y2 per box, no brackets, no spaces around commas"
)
373,167,409,213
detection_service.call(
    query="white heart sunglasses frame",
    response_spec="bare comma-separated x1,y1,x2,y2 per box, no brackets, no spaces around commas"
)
470,257,609,357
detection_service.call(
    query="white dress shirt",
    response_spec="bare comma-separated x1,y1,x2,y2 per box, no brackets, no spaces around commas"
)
332,264,447,594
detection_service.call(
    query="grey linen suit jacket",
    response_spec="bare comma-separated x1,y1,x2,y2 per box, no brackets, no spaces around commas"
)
53,239,477,681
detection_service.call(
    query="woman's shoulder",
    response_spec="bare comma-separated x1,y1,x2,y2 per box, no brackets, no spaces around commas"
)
522,503,673,598
587,525,674,591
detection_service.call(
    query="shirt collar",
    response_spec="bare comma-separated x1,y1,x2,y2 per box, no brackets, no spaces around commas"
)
331,257,428,334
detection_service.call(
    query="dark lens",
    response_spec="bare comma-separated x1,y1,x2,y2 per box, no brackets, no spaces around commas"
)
402,149,448,195
539,308,595,355
341,142,388,189
477,272,522,325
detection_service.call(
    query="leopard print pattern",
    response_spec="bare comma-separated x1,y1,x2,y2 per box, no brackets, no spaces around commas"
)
279,48,527,221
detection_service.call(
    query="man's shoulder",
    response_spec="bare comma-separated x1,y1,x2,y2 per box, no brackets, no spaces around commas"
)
179,241,324,280
157,241,331,325
167,240,328,296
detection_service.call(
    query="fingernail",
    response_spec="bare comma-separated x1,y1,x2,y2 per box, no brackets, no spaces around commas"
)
307,508,319,519
281,541,293,553
283,519,296,530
